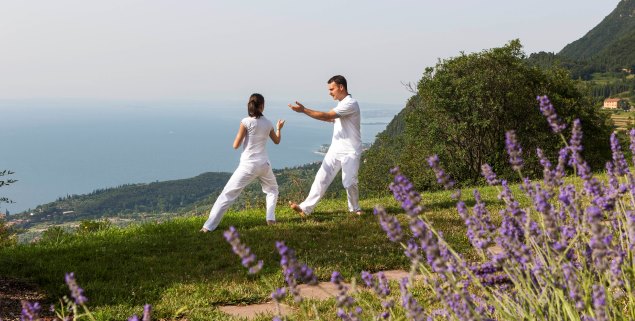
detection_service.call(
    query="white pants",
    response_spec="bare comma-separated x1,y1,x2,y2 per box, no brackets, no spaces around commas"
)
299,152,360,214
203,160,278,231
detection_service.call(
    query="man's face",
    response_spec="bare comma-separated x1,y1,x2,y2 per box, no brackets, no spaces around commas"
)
328,82,346,101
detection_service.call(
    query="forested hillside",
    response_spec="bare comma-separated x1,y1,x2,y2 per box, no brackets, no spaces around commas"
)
559,0,635,69
9,162,345,228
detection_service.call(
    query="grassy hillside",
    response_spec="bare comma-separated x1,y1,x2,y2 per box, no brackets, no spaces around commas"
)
0,185,499,319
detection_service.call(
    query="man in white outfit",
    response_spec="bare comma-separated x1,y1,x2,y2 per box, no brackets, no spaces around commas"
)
288,75,363,216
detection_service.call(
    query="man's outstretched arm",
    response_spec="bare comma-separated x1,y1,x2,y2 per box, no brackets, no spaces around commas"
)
289,101,337,122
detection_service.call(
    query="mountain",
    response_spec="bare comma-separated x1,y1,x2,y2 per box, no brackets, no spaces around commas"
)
559,0,635,70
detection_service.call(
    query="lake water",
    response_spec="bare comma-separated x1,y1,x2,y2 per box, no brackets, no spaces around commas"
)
0,99,403,213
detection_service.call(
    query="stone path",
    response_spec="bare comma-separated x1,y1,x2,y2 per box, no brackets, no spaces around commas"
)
218,269,415,320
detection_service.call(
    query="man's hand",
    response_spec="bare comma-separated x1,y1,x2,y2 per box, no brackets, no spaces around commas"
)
288,101,305,113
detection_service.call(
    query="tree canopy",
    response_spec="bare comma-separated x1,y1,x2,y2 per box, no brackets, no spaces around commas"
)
361,40,613,195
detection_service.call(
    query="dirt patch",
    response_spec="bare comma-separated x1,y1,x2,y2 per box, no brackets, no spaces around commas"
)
0,276,50,321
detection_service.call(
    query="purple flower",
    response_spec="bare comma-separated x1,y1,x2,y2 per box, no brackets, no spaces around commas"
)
223,226,263,274
569,119,583,156
65,272,88,305
505,130,523,171
459,191,495,250
374,206,402,242
481,163,500,186
271,287,287,301
592,285,607,321
361,271,391,298
331,271,361,321
630,129,635,167
562,263,585,312
587,206,612,272
276,241,317,302
389,167,423,217
128,316,140,321
610,132,630,176
399,277,426,321
537,95,566,134
21,301,41,321
142,304,152,321
427,155,455,190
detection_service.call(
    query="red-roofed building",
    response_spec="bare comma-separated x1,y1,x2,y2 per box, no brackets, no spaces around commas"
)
603,98,626,109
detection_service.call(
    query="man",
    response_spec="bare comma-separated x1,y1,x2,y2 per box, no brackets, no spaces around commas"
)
288,75,363,216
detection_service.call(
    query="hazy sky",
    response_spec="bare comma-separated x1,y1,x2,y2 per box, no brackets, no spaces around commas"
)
0,1,619,104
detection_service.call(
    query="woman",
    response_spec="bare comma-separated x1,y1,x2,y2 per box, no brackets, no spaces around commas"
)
201,93,285,232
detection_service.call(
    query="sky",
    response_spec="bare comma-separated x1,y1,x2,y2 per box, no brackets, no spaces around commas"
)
0,1,620,105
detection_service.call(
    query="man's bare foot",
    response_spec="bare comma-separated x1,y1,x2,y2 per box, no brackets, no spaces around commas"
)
289,201,306,217
199,227,210,233
267,220,276,225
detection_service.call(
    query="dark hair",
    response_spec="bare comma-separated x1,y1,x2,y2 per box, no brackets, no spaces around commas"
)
247,93,264,118
327,75,347,91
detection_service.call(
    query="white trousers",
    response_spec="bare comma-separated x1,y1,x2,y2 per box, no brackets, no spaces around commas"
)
299,152,360,214
203,160,278,231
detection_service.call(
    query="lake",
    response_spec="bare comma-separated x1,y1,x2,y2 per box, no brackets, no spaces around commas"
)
0,99,403,213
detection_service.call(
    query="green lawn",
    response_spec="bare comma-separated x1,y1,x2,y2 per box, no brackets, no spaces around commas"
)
0,185,511,320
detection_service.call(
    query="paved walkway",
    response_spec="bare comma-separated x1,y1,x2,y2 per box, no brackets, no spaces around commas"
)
218,269,413,319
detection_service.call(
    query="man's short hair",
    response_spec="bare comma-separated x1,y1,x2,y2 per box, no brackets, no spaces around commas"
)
327,75,347,91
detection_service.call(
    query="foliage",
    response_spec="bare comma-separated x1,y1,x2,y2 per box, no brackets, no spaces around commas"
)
0,169,17,247
558,0,635,72
77,219,113,234
361,40,613,196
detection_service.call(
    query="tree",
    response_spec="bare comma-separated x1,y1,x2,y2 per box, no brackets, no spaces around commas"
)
0,170,17,247
361,40,612,195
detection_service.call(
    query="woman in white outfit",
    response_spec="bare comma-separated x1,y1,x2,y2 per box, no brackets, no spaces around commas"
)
201,93,285,232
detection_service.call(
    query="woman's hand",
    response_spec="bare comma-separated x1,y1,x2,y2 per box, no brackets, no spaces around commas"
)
277,119,286,130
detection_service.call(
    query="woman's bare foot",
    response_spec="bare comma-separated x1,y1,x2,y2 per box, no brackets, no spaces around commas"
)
355,210,364,216
199,227,210,233
267,220,276,225
288,201,306,217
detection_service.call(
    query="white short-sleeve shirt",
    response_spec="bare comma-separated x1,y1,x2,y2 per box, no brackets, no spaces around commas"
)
330,95,361,155
239,116,274,164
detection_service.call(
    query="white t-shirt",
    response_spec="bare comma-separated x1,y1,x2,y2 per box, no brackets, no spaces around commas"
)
239,116,274,164
330,95,362,155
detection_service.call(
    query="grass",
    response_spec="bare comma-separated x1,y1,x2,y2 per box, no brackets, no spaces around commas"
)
0,184,514,320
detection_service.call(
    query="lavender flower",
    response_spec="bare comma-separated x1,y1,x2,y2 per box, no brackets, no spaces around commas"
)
223,226,263,274
592,285,607,321
65,272,88,305
458,191,495,250
587,206,612,272
374,206,402,242
21,301,41,321
389,167,423,217
505,130,523,171
569,119,583,157
399,277,426,321
276,241,317,302
427,154,455,190
128,316,140,321
271,287,287,301
562,263,585,312
630,129,635,167
481,163,500,186
610,132,630,176
537,95,566,133
143,304,152,321
331,271,361,321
